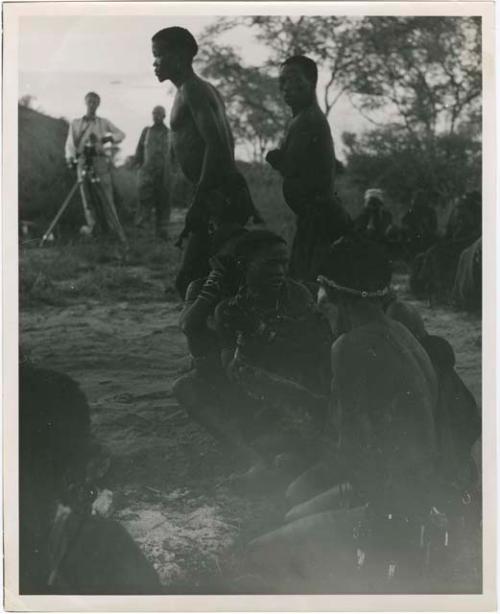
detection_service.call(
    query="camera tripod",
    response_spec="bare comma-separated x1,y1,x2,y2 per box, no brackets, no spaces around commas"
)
40,158,128,247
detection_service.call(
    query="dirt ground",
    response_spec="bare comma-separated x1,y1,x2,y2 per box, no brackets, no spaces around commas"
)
19,211,482,594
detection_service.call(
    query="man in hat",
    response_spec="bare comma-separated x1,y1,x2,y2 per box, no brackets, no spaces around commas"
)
65,92,128,245
134,105,171,240
266,55,351,283
152,26,261,298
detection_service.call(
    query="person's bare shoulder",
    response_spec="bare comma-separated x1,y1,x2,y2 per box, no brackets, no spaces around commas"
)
183,74,220,109
285,278,315,310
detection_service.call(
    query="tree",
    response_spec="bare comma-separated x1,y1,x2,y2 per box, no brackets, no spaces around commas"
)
197,40,288,161
200,16,360,121
347,17,481,139
342,123,481,208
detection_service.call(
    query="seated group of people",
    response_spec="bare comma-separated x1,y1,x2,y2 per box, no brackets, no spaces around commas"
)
174,224,481,592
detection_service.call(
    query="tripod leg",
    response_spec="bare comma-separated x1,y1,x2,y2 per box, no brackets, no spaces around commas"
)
94,181,128,247
40,181,80,246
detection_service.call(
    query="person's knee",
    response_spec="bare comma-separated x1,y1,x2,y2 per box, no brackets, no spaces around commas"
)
172,375,198,408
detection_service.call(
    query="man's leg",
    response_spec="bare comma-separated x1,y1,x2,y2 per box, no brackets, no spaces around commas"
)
136,171,154,228
153,173,169,240
175,228,211,299
173,373,262,467
246,507,365,593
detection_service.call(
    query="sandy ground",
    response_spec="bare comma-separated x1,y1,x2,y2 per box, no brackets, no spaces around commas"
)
19,216,482,594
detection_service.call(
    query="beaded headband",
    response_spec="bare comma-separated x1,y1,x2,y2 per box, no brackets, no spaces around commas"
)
317,274,389,299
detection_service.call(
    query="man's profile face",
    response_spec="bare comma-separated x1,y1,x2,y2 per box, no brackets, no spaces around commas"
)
152,41,180,82
152,107,166,124
279,65,314,109
245,243,288,292
85,95,100,116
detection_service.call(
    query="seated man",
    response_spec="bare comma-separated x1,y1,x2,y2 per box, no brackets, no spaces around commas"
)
175,230,331,480
20,356,160,594
245,237,444,593
353,189,393,242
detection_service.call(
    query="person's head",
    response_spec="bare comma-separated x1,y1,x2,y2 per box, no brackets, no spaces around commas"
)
279,55,317,111
152,27,198,83
152,105,166,124
364,188,385,210
20,362,92,538
317,236,392,332
233,230,288,295
85,92,101,116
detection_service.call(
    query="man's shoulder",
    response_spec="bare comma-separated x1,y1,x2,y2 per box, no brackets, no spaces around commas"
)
183,74,220,102
297,103,330,129
284,278,314,310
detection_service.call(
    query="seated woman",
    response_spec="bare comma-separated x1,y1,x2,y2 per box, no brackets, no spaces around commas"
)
175,230,331,484
19,356,160,594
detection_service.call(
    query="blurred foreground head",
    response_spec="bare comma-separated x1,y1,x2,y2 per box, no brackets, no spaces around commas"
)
152,27,198,82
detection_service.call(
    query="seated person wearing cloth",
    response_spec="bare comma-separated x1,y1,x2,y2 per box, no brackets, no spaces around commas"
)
245,238,463,593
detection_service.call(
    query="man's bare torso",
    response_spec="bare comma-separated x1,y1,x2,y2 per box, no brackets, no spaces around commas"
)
170,75,236,186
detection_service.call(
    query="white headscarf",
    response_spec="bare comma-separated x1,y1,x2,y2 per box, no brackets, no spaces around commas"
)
364,188,386,207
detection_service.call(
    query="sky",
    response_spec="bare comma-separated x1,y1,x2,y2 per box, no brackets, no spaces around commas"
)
18,14,371,161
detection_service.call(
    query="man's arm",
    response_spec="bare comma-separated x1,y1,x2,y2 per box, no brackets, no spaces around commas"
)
134,128,147,167
184,79,229,195
103,119,125,144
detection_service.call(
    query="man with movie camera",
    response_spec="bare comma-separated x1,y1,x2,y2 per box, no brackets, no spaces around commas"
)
65,91,128,245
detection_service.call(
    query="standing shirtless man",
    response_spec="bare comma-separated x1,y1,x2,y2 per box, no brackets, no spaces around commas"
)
152,27,260,298
266,56,350,284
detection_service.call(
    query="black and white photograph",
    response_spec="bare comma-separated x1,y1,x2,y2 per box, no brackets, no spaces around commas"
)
2,1,496,610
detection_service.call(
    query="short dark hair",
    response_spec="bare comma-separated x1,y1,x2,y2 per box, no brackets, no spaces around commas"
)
281,55,318,87
152,27,198,59
233,230,287,265
85,92,100,103
319,236,391,299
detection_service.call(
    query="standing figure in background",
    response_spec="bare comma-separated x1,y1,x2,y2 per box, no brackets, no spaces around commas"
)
65,91,128,246
152,26,261,299
266,55,351,284
401,190,438,256
353,189,393,242
134,105,171,240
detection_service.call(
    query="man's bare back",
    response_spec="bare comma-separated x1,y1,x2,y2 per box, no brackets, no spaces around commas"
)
331,315,438,514
170,75,236,186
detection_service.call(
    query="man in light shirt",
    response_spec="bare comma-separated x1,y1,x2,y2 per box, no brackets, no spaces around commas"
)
65,92,127,244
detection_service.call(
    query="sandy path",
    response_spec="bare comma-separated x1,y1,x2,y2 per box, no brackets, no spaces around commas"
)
20,267,481,592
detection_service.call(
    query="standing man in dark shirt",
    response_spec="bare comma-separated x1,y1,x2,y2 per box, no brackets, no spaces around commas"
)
134,105,171,240
401,190,438,255
152,26,261,298
266,55,350,283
